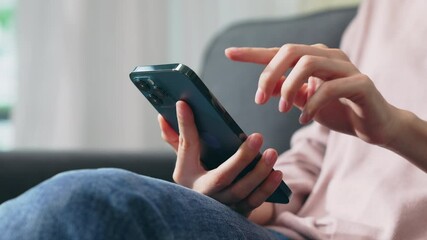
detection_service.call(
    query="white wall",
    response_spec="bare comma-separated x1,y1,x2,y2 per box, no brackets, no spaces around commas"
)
167,0,360,72
13,0,360,152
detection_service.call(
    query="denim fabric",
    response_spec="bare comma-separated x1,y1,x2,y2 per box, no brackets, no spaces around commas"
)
0,168,288,240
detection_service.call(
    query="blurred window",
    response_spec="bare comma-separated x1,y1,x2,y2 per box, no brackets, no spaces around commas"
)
0,0,16,150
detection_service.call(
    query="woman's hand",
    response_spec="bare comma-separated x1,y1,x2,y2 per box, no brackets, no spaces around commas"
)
158,101,283,217
225,44,400,146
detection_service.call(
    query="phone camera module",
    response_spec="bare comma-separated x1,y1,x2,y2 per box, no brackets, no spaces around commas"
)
134,77,154,92
148,93,163,106
152,85,166,99
140,81,151,91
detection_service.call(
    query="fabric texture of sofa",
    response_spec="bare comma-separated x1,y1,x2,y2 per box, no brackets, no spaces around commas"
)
0,6,357,204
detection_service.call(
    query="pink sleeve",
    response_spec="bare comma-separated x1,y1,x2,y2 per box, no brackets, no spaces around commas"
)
274,122,329,212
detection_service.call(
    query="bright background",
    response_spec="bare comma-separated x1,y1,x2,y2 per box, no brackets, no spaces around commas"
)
0,0,360,152
0,0,16,150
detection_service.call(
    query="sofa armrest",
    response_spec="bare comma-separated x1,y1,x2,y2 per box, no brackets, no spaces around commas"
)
0,151,175,203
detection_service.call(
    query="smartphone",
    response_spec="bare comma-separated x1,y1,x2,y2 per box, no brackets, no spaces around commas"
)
129,63,291,204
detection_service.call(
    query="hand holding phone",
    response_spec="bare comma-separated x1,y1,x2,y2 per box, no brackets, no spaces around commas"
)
129,63,292,204
160,100,284,216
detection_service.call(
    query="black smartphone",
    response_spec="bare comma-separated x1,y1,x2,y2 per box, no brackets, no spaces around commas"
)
129,63,291,204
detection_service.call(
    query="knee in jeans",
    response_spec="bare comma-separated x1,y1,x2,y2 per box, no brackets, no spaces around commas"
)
51,168,136,186
1,169,149,236
36,168,140,207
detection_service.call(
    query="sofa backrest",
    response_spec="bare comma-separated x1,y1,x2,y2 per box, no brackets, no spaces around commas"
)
201,7,357,153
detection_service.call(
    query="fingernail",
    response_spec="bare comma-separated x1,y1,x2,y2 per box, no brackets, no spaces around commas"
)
248,134,262,150
278,98,287,112
255,88,266,104
279,98,291,112
274,171,283,182
264,150,277,166
176,102,183,118
225,47,239,56
299,111,309,124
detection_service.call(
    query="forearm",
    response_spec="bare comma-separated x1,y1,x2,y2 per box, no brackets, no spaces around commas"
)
385,108,427,173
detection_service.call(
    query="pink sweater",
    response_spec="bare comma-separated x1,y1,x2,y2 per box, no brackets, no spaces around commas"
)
268,1,427,239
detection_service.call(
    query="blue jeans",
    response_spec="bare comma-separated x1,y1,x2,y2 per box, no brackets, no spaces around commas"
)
0,168,288,240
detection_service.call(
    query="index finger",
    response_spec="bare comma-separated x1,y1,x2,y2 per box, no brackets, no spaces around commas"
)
252,44,347,104
175,101,205,178
225,47,279,64
158,114,179,151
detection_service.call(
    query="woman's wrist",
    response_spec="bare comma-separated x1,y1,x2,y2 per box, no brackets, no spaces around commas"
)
383,107,427,172
382,106,410,150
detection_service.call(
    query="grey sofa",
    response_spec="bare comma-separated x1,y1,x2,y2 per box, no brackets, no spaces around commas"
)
0,7,357,204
